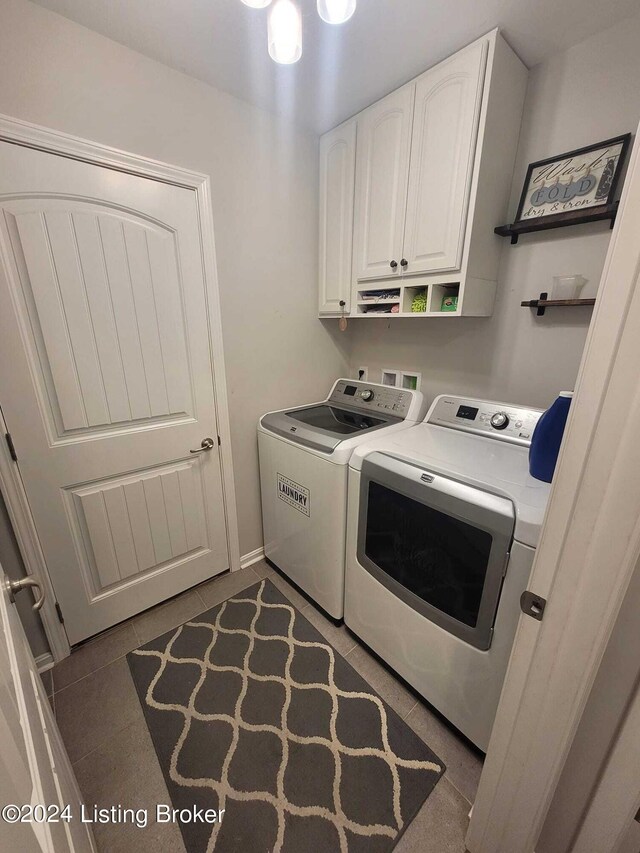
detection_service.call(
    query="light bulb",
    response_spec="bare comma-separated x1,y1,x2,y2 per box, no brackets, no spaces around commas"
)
317,0,356,24
240,0,271,8
268,0,302,65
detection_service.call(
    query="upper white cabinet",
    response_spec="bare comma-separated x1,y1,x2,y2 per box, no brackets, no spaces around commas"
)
318,118,356,315
318,30,528,318
352,86,414,281
403,40,487,275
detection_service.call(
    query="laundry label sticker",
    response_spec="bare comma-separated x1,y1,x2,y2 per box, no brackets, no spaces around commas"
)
277,474,310,517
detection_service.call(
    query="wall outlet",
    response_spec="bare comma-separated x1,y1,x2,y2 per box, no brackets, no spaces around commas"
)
357,366,368,381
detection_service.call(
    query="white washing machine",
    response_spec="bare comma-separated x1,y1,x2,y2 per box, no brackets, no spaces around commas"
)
344,394,551,751
258,379,426,618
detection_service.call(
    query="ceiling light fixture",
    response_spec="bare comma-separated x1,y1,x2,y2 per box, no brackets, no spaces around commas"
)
241,0,355,64
267,0,302,65
316,0,356,25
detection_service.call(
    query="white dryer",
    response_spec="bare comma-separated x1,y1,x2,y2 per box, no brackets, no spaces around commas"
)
258,379,426,618
344,394,551,751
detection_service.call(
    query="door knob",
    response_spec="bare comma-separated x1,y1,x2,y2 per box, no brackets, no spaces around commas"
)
400,259,408,268
390,260,398,269
6,577,45,611
190,437,216,454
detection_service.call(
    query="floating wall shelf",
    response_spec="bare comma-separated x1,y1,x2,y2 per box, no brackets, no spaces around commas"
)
495,202,619,245
521,292,597,317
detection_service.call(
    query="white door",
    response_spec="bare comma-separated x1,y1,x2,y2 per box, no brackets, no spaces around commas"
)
0,562,94,852
352,85,414,281
466,119,640,853
403,40,487,274
319,118,357,315
0,142,229,644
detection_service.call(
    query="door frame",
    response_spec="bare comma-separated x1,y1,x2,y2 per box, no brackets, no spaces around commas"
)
0,113,241,661
467,126,640,851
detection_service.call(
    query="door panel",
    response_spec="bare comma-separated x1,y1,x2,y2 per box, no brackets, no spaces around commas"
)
5,205,193,438
319,119,356,314
0,142,229,644
403,40,487,274
98,216,158,421
67,459,208,596
353,85,414,281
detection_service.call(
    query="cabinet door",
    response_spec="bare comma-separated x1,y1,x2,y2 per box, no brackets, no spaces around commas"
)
403,39,487,275
352,85,414,281
319,119,356,315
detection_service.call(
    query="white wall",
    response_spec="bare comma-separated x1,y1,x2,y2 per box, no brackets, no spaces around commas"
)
0,0,350,559
348,14,640,411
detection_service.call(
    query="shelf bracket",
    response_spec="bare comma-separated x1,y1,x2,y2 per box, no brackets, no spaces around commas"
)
521,294,596,315
495,201,619,244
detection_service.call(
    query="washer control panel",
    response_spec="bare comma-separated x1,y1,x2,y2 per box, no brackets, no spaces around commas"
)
329,380,415,419
428,395,544,446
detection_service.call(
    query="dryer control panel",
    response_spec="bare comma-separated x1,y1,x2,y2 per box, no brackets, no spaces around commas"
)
329,380,418,420
428,395,544,446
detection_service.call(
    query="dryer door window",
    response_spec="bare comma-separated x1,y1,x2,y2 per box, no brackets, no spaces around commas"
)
357,453,515,650
365,481,493,629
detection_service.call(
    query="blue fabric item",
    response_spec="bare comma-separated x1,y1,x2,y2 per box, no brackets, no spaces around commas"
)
529,393,573,483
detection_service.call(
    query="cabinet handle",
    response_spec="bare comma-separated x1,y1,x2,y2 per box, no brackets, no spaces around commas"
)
400,259,408,268
390,260,398,269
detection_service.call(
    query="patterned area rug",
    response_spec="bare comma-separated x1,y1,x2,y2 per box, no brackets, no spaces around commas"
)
127,579,445,852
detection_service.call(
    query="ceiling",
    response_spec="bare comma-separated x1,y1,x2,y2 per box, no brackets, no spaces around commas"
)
32,0,640,132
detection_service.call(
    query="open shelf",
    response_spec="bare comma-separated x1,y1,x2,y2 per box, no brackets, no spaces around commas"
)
357,285,401,296
348,278,493,318
521,292,596,316
359,282,462,315
495,202,619,245
356,286,401,314
429,283,460,314
402,285,428,314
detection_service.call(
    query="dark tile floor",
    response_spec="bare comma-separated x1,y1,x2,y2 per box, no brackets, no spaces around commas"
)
49,561,479,852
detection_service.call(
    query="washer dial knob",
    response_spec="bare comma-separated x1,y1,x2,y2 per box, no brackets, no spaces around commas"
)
490,412,510,430
360,389,375,402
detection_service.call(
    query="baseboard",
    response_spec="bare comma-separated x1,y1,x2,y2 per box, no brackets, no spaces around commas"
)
35,652,54,673
240,546,265,569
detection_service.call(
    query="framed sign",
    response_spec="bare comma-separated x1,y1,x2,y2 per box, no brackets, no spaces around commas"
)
515,134,631,224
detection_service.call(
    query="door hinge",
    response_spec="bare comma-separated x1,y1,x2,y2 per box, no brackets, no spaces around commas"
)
54,601,64,624
520,590,547,621
217,435,221,446
4,432,17,462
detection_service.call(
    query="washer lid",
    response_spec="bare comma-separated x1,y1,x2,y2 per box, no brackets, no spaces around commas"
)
261,404,399,454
